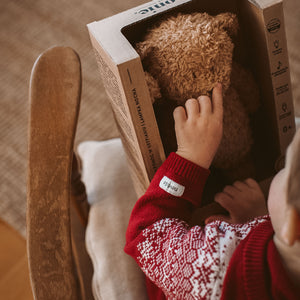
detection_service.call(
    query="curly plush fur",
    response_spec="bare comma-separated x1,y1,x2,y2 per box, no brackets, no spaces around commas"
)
136,12,260,178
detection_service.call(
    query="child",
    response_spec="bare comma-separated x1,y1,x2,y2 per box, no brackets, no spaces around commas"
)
124,84,300,299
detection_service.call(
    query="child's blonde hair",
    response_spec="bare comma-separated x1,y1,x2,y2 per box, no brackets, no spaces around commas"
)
286,129,300,211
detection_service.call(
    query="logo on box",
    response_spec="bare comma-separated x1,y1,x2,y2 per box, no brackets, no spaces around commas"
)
135,0,176,15
267,18,281,33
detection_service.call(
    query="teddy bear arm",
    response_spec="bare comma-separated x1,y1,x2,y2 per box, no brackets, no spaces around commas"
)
213,88,253,170
144,71,162,104
230,62,261,114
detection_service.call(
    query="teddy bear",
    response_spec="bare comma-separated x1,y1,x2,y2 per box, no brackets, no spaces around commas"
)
135,12,261,181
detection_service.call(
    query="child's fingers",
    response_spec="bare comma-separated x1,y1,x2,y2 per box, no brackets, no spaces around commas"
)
233,181,248,192
244,178,260,190
197,95,212,115
173,106,187,124
185,98,200,117
214,192,236,212
223,185,240,197
212,83,223,117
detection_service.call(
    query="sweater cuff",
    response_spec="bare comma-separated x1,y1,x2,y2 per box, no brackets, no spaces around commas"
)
159,152,210,206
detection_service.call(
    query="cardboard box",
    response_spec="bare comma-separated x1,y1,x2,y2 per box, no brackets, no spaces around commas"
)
88,0,295,197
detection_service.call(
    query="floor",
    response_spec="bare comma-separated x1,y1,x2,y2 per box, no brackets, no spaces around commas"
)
0,219,33,299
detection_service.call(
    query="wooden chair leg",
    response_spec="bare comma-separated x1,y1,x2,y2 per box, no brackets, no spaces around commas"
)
27,46,82,300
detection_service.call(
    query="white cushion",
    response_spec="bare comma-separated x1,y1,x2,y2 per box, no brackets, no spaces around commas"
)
77,138,148,300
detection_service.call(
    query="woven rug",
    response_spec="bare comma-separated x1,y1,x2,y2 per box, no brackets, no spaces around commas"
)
0,0,299,236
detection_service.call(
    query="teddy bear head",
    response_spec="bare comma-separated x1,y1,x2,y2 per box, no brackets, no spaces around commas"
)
136,12,238,104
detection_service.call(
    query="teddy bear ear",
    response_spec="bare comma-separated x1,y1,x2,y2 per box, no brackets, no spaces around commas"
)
213,12,239,37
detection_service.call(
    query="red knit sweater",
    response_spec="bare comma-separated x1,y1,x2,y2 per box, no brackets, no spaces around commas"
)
124,153,299,299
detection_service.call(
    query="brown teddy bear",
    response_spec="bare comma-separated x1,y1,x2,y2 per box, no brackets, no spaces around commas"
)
135,12,260,181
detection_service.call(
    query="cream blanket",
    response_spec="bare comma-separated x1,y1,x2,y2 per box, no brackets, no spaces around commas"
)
78,139,148,300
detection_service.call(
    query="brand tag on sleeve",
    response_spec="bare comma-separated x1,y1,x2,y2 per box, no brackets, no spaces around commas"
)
159,176,185,197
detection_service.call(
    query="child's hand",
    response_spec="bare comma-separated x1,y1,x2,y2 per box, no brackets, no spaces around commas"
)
174,83,223,168
205,178,268,224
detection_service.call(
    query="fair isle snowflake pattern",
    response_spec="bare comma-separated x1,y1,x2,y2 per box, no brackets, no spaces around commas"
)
137,216,269,299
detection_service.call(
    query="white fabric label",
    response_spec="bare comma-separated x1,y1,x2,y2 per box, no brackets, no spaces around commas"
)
159,176,185,197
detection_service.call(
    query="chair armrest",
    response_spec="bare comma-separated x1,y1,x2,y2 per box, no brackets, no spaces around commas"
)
27,46,82,300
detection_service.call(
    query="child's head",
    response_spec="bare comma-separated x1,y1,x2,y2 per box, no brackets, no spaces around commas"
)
268,128,300,246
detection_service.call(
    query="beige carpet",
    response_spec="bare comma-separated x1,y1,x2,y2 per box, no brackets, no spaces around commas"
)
0,0,299,236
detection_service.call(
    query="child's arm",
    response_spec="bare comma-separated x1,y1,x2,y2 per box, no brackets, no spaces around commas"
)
125,84,223,249
125,85,230,298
